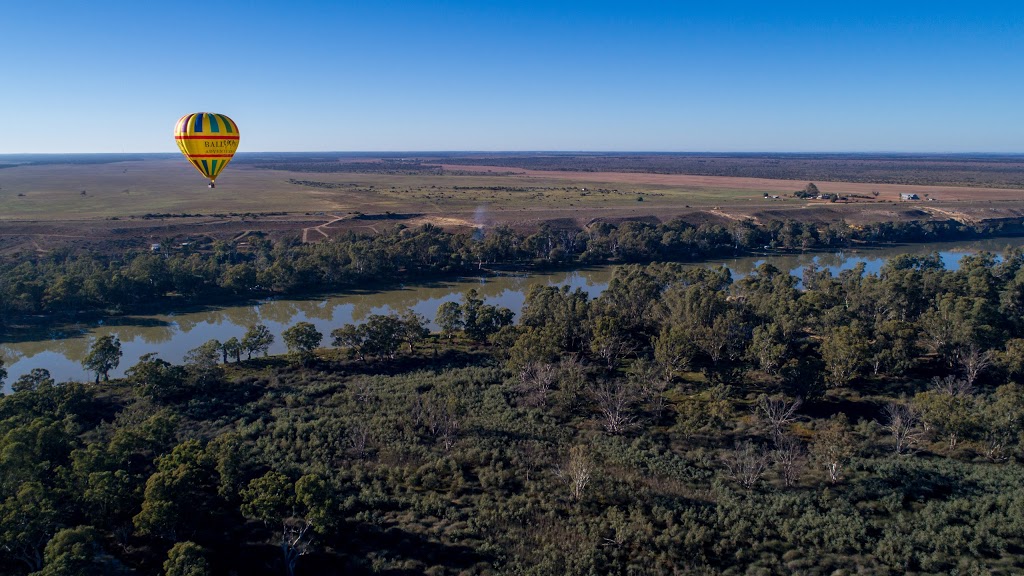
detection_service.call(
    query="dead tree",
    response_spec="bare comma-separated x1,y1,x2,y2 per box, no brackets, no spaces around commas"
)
883,402,922,455
517,361,558,408
771,435,805,487
347,421,372,458
754,394,802,444
956,345,992,388
629,359,671,421
564,444,592,501
722,441,771,488
412,394,461,451
931,374,973,397
282,520,313,576
589,379,640,434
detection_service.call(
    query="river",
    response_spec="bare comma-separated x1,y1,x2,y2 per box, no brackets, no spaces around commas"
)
3,236,1023,389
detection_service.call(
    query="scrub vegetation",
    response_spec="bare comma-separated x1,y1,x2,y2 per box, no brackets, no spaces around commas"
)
6,246,1024,574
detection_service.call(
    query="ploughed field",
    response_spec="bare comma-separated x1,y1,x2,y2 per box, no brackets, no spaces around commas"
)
0,152,1022,256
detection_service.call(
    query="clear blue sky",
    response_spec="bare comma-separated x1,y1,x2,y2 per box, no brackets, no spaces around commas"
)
2,1,1021,153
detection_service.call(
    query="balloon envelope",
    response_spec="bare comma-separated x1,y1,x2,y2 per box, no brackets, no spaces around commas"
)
174,113,239,186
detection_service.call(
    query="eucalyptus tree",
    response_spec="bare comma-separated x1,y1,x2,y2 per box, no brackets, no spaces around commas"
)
282,322,322,367
241,324,274,359
83,335,121,383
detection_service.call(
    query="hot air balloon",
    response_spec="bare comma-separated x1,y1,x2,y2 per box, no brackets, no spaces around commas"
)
174,113,239,188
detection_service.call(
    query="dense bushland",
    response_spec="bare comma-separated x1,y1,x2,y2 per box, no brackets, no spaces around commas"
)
5,249,1024,574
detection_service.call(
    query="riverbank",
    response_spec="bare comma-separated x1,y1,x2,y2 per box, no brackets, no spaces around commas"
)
4,234,1024,387
3,215,1020,338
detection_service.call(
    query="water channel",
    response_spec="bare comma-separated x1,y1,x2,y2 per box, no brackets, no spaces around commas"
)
3,236,1024,389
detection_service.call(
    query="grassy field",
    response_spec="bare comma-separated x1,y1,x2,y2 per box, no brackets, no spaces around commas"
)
0,160,789,219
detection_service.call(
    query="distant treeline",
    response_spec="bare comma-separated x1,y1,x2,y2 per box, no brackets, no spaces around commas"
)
0,153,177,168
0,217,1017,327
246,159,444,175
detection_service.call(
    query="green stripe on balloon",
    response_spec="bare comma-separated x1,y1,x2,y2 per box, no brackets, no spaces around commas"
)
217,114,233,133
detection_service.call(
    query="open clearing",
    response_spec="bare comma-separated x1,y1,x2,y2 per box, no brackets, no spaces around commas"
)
1,156,1022,256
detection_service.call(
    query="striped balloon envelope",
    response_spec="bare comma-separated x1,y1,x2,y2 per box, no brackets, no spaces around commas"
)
173,112,240,187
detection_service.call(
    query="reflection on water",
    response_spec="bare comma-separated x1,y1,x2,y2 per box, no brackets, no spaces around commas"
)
3,236,1023,389
0,269,614,387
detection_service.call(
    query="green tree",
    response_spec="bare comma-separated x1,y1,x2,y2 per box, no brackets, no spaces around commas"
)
331,324,367,361
221,262,257,294
506,328,561,374
241,324,274,359
810,414,855,483
820,325,868,388
79,469,136,538
999,338,1024,380
133,440,220,541
978,383,1024,461
868,320,918,377
12,368,55,393
83,335,122,383
919,294,996,368
590,315,632,370
361,314,404,359
294,474,337,531
461,289,514,342
519,285,591,353
126,353,187,401
1,417,74,489
221,337,242,363
652,325,695,380
1,481,59,572
183,340,222,386
435,301,463,339
914,377,978,450
399,310,429,353
34,525,109,576
239,471,336,576
0,358,6,388
746,323,788,375
240,471,294,525
282,322,322,366
163,541,210,576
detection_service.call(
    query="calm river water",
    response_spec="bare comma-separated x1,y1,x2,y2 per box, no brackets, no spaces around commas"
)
3,236,1024,388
